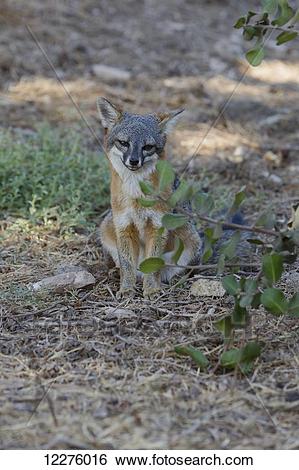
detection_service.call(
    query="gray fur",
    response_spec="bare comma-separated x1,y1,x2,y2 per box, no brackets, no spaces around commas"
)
107,113,166,153
97,97,183,171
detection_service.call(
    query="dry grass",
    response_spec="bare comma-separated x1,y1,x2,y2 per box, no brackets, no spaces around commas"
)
0,221,298,450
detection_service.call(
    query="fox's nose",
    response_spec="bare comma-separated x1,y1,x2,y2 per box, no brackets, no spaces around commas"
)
129,157,139,167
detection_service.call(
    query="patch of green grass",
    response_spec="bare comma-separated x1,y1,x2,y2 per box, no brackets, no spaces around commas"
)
0,126,110,232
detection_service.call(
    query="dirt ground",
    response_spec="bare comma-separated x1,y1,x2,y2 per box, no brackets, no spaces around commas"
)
0,0,299,449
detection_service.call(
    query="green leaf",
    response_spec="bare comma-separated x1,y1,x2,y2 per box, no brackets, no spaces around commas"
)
243,26,260,41
156,160,175,192
231,186,246,212
234,16,246,29
251,292,262,309
288,293,299,317
202,227,214,263
272,0,295,26
232,303,248,327
239,279,258,308
239,294,253,308
193,192,214,214
216,316,233,343
262,253,283,284
222,275,240,296
217,253,226,274
240,341,262,362
255,211,276,229
246,46,265,66
139,181,155,195
220,231,241,260
276,30,298,44
175,345,209,369
139,257,165,274
293,8,299,23
247,238,264,245
202,248,213,263
221,342,262,371
137,197,157,208
220,349,241,369
239,342,262,374
262,0,279,14
167,180,193,208
261,287,288,315
157,226,165,237
246,11,258,23
213,223,223,240
244,279,258,294
162,213,188,230
171,237,184,264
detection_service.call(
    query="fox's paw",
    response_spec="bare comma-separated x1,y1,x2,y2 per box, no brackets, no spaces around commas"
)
143,287,161,300
116,287,135,300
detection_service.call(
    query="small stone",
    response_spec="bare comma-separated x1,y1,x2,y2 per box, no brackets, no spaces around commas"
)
54,263,88,275
191,279,225,297
105,307,136,319
31,270,96,293
91,64,131,82
268,174,283,186
261,170,270,178
228,146,248,163
263,150,282,167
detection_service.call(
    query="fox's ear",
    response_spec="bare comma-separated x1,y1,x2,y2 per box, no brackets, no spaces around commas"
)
97,97,122,130
157,109,184,134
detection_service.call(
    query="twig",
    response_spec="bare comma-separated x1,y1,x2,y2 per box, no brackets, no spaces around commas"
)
157,195,280,238
253,24,299,35
193,212,279,237
165,262,260,271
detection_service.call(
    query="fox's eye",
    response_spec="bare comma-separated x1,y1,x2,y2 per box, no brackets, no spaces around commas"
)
143,144,155,152
117,139,129,148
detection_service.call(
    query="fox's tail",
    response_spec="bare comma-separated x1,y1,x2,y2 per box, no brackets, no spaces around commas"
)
199,211,252,262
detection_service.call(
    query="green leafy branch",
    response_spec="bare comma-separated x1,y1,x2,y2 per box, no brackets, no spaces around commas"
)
138,160,299,373
235,0,299,66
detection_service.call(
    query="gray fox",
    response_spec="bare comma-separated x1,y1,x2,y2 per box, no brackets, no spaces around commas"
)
97,97,202,299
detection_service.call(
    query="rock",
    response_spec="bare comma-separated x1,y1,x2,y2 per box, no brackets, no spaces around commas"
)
105,307,136,319
228,145,249,163
261,170,270,179
268,174,283,186
191,279,225,297
31,270,96,293
54,263,88,275
263,150,282,167
91,64,131,82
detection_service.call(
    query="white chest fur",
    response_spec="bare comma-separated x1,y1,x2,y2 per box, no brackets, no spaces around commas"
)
115,207,162,234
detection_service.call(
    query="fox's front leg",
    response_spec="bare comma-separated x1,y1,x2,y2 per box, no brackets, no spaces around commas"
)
116,224,139,299
143,221,167,299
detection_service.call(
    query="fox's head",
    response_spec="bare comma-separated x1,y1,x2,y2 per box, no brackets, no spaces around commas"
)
97,97,183,173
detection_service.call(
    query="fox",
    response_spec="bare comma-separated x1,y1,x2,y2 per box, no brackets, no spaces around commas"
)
97,97,202,299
